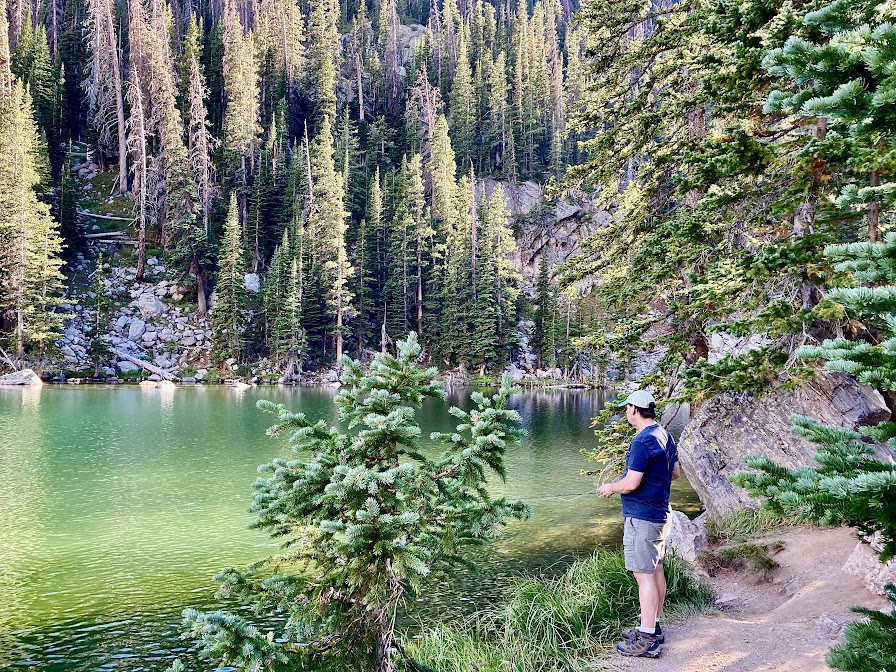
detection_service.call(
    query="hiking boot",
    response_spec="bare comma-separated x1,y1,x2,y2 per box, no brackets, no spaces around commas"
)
615,630,662,658
621,621,664,644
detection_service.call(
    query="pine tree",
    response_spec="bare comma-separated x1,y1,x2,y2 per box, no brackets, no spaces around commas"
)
187,49,217,251
87,253,111,375
0,81,66,360
734,232,896,670
532,255,557,369
211,194,248,364
55,144,83,257
222,8,260,227
308,0,340,127
181,334,529,672
380,0,402,116
428,113,456,224
449,27,475,171
763,0,896,243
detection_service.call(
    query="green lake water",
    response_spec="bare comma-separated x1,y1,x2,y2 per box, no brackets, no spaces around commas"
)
0,384,700,670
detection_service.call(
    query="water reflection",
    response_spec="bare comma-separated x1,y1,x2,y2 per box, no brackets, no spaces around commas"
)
0,387,48,667
0,385,699,671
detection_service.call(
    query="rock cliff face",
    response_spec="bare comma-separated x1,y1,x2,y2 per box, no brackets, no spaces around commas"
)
678,372,891,518
479,178,611,280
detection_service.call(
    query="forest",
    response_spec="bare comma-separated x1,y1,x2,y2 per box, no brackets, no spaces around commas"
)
0,0,591,376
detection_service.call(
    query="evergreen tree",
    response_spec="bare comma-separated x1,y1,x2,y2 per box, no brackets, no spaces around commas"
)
181,334,529,672
763,0,896,243
0,81,66,360
734,190,896,672
449,27,475,171
211,194,248,364
531,255,557,369
87,253,111,375
54,145,84,258
222,8,260,227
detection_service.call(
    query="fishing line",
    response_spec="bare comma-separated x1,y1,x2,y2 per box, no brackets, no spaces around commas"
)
519,490,595,501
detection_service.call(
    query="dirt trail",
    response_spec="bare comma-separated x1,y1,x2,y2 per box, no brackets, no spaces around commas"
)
623,526,888,672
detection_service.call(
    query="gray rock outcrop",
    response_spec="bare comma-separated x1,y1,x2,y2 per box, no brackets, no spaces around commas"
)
842,535,896,596
0,368,43,386
679,372,891,518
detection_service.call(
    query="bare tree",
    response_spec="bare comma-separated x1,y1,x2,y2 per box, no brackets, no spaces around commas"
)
84,0,127,193
126,65,148,281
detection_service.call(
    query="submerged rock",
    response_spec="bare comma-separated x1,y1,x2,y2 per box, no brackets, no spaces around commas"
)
678,372,891,518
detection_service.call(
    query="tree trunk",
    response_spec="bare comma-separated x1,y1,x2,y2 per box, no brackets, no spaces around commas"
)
356,51,364,122
869,169,880,243
106,1,128,195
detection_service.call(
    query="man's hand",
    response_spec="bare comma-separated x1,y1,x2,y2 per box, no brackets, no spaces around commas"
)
598,483,615,498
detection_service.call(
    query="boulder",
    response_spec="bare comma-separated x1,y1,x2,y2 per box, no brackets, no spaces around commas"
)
61,345,77,359
128,318,146,341
137,293,166,318
665,510,708,567
0,368,43,386
117,360,140,373
678,372,891,518
244,273,261,294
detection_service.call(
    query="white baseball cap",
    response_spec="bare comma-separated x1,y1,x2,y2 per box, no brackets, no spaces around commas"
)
617,390,656,409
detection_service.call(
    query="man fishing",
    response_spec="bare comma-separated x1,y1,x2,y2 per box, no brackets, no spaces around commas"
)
598,390,680,658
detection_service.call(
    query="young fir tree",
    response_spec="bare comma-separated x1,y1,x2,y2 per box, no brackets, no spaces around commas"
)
531,255,557,369
735,234,896,672
55,144,84,258
211,194,248,365
180,333,529,672
87,253,111,375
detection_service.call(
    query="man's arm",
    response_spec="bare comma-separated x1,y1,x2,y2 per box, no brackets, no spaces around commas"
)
671,461,680,480
598,470,644,497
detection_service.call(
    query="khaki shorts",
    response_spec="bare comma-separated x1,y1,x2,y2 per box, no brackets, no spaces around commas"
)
623,516,673,573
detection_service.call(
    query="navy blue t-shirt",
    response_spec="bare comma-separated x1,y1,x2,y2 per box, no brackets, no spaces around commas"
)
620,424,678,524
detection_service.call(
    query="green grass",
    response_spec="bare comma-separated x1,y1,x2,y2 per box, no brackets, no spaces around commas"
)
705,508,806,544
408,549,712,672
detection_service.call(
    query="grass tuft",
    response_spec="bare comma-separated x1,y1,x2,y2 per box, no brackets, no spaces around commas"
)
700,541,784,578
705,508,805,544
408,549,712,671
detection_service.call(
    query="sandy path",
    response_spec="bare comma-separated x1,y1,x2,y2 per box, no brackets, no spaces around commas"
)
623,526,888,672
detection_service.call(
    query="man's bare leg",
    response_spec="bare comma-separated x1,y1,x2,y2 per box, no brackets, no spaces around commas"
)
633,571,660,630
654,561,667,624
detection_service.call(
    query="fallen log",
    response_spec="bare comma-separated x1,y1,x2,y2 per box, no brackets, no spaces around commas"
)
84,231,128,238
78,210,134,222
91,239,137,246
110,349,181,382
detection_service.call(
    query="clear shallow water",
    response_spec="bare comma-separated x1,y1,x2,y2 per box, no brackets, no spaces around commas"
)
0,384,700,670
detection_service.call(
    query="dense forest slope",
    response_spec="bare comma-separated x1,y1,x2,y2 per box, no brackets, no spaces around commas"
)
0,0,608,380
